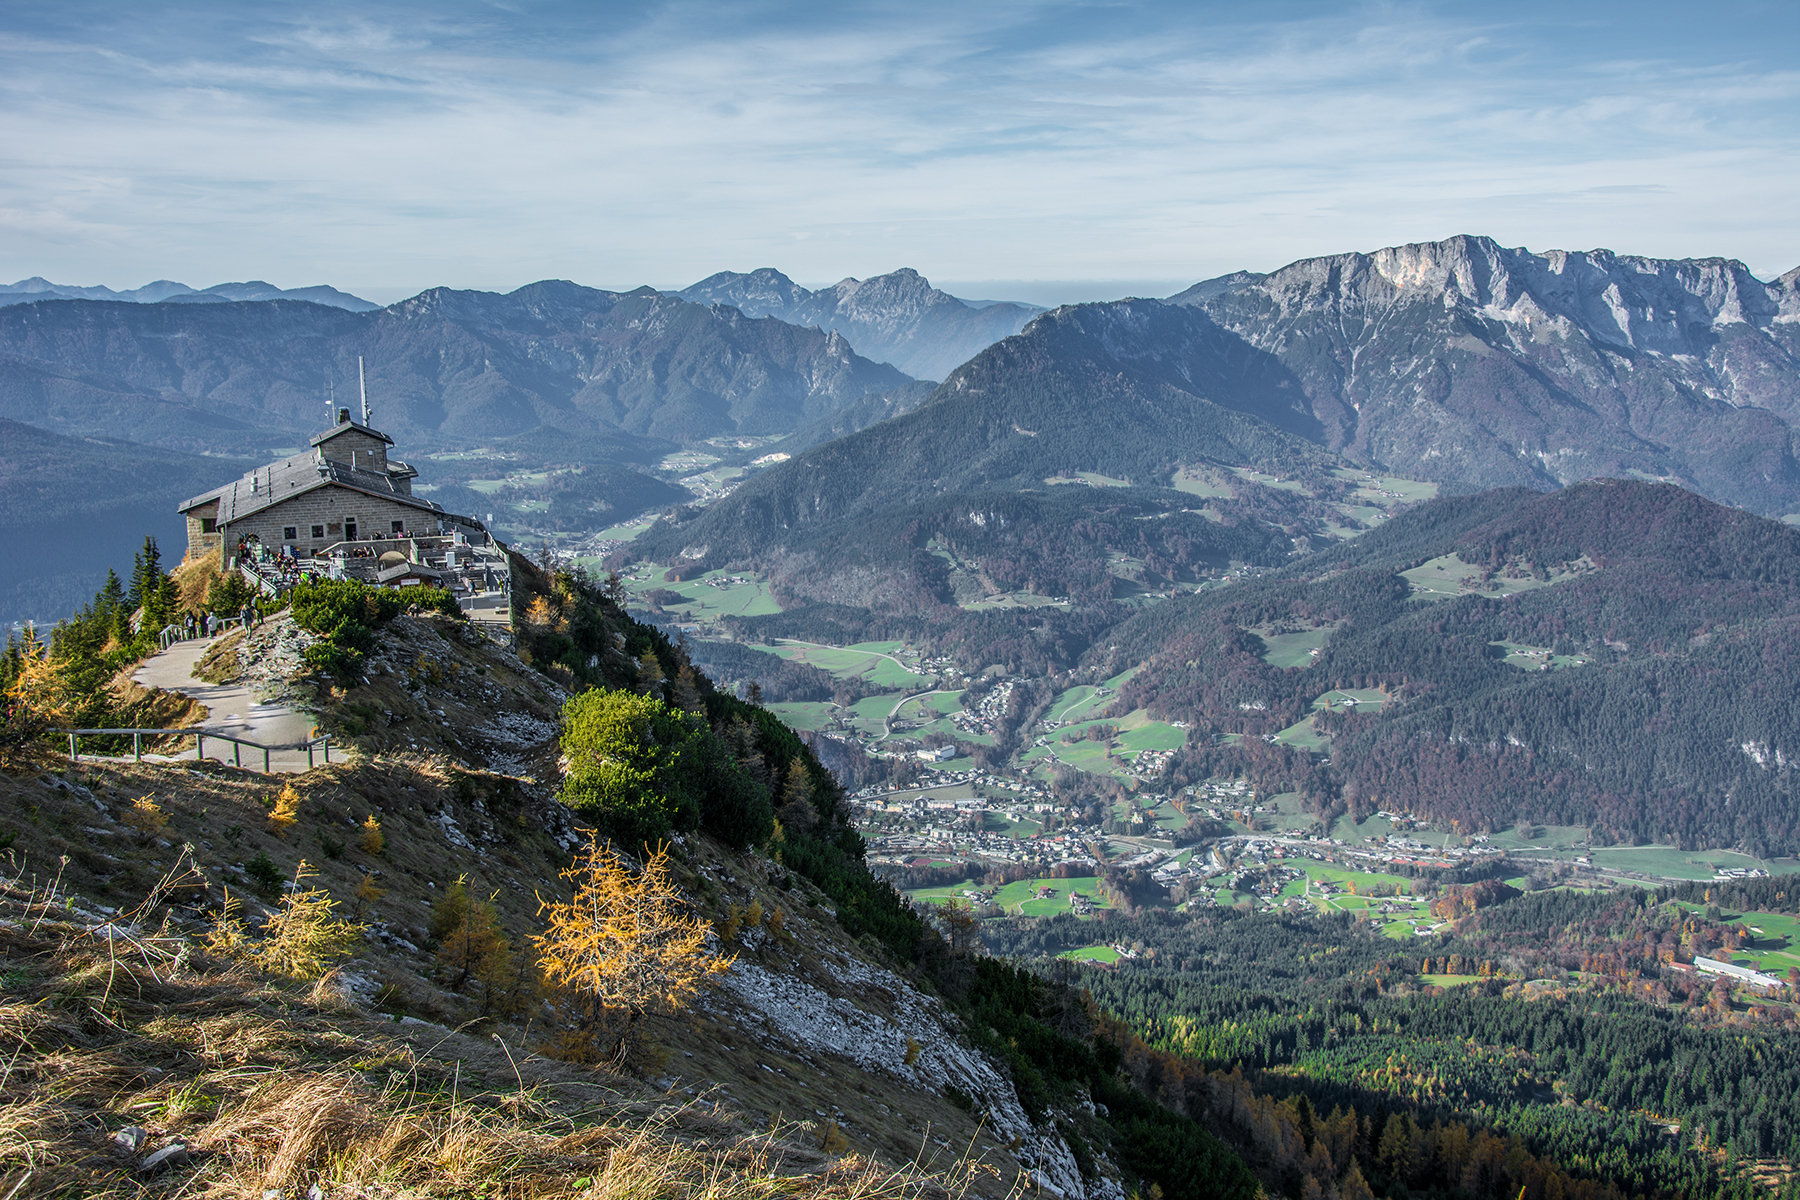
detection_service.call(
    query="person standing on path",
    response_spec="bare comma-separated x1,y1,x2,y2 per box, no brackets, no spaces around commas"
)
240,604,255,633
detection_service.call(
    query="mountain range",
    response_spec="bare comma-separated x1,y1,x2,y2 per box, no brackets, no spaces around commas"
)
0,282,913,456
0,276,380,310
0,419,252,625
678,267,1041,380
1172,235,1800,512
646,236,1800,601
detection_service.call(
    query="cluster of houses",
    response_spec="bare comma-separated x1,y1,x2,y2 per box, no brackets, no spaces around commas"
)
853,775,1104,875
952,679,1017,739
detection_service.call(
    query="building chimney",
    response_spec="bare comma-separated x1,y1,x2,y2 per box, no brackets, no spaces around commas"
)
338,407,351,424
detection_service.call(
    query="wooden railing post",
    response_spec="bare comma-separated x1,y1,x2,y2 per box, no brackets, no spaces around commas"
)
68,732,77,761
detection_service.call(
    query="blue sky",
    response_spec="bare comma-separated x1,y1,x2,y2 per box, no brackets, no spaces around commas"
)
1,1,1796,305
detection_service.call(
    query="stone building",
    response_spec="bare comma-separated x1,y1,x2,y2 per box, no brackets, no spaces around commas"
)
178,409,484,561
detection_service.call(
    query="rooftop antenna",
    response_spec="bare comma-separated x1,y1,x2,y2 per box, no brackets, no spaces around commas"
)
357,355,371,426
327,378,336,424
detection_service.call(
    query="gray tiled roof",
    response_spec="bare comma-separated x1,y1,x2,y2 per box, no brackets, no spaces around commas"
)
179,452,475,527
310,418,394,448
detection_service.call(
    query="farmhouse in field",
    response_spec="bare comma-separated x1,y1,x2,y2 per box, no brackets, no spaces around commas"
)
1693,956,1785,991
178,408,485,563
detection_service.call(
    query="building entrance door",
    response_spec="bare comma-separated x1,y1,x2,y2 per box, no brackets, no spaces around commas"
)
345,519,359,540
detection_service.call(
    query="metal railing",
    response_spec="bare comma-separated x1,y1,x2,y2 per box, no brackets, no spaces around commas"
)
58,727,332,773
238,559,283,597
155,623,187,651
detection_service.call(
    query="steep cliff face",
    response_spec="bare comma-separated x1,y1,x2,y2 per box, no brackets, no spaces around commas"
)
1174,235,1800,512
679,267,1040,381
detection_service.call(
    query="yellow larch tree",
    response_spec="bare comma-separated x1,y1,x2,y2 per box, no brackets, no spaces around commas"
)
533,835,731,1061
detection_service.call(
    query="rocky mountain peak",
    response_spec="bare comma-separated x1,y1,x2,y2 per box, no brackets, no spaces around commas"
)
676,267,1038,380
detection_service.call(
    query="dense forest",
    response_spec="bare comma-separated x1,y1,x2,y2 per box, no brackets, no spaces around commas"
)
988,882,1800,1199
1090,481,1800,854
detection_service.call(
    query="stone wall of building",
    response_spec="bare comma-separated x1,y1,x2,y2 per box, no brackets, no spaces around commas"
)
223,485,446,557
185,499,224,560
316,428,391,472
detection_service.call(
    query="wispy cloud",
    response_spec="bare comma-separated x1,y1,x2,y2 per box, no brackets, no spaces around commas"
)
0,1,1795,299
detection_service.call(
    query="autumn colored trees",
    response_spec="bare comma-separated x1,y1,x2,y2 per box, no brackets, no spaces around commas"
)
533,836,731,1062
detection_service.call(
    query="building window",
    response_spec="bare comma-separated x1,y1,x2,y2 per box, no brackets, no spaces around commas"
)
200,517,217,534
392,520,405,533
282,526,297,541
311,524,326,539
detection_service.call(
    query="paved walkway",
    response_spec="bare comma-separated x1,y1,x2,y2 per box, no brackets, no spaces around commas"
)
124,634,326,774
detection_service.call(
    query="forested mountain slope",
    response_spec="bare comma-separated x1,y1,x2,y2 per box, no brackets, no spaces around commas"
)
0,419,253,625
635,298,1331,570
0,283,912,455
678,267,1039,380
1098,480,1800,853
1174,235,1800,514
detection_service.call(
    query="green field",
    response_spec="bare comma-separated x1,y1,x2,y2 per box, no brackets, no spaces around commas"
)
1420,974,1482,987
908,875,1112,918
762,701,834,732
1044,471,1131,488
1170,467,1234,499
1401,554,1571,601
1063,945,1123,963
1490,640,1589,671
1271,717,1329,751
963,593,1074,612
1040,709,1186,779
1728,911,1800,975
624,567,782,620
1281,862,1416,899
1278,861,1427,935
1483,823,1591,854
1257,625,1335,669
1047,685,1111,724
1584,846,1785,880
991,876,1112,916
1226,467,1309,494
595,516,660,540
760,641,934,690
1310,687,1389,713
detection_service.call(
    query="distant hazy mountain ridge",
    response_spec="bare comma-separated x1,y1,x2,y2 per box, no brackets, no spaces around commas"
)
0,281,912,454
0,276,380,311
678,267,1040,380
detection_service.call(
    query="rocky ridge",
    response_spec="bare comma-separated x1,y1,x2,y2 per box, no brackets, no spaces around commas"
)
679,267,1040,381
1173,234,1800,511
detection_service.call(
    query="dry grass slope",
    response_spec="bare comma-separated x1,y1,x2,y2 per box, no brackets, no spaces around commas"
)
0,867,1015,1200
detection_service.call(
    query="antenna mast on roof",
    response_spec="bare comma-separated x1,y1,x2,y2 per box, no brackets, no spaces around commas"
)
327,379,335,424
358,356,371,425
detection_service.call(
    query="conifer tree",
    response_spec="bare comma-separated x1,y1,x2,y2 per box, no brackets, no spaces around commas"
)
634,650,666,697
533,836,731,1061
777,755,818,833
